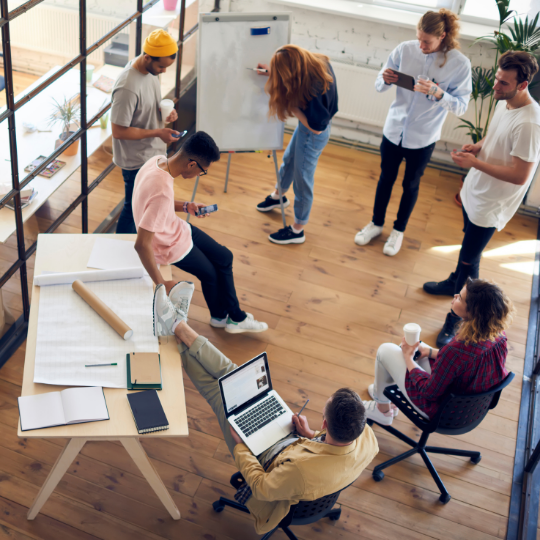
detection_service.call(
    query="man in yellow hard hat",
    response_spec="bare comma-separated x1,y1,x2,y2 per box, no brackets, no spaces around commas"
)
111,29,181,233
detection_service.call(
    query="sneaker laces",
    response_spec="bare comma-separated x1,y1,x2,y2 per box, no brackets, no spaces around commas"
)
361,222,377,235
176,297,189,317
386,230,400,249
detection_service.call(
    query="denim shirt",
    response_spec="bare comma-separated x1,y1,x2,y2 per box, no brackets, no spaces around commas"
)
375,40,472,149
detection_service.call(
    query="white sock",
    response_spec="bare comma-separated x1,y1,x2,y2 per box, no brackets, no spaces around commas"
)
171,319,181,333
270,192,281,200
292,224,304,234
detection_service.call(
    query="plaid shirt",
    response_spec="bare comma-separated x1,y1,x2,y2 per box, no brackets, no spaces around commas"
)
405,335,508,419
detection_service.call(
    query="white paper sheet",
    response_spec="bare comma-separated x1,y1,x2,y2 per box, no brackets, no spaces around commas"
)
34,276,158,388
34,267,145,286
87,238,147,272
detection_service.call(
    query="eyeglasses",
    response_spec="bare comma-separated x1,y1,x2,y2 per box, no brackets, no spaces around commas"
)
190,160,207,176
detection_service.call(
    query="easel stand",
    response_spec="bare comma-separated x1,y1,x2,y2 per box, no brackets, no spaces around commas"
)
187,150,287,227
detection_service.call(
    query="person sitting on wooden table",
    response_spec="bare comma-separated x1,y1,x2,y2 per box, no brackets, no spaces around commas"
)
133,131,268,334
362,278,514,426
151,283,378,535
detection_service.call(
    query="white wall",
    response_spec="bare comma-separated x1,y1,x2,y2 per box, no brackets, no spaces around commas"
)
200,0,498,162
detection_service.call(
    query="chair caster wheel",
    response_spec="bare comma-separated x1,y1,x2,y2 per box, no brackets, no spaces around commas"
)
439,493,451,504
212,502,225,513
372,470,385,482
470,455,482,464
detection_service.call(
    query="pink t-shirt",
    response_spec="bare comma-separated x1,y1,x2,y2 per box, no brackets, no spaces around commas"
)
132,156,193,265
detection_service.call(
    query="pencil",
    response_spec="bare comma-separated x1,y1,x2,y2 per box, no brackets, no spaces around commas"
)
246,68,268,73
85,363,118,367
297,399,309,417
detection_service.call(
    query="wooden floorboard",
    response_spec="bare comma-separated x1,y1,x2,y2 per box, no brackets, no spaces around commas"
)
0,77,537,539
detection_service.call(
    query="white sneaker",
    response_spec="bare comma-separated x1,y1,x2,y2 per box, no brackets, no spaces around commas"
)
383,229,404,256
368,384,398,417
225,312,268,334
363,400,394,426
153,284,179,337
169,281,195,321
355,222,383,246
210,316,227,328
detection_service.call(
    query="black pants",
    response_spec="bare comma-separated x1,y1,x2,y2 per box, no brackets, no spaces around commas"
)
173,225,245,322
453,207,496,293
116,168,139,234
372,136,436,232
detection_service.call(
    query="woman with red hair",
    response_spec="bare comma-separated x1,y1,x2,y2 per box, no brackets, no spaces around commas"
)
255,45,338,245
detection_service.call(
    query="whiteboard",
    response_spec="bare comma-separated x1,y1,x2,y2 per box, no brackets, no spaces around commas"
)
197,12,291,152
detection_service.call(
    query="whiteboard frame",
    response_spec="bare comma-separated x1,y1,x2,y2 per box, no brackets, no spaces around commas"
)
196,11,292,152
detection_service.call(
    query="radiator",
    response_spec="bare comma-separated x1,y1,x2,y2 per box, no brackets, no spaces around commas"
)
8,5,129,67
332,62,473,147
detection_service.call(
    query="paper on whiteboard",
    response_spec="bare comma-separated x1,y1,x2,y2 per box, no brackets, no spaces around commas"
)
35,267,145,286
88,238,147,273
34,276,158,388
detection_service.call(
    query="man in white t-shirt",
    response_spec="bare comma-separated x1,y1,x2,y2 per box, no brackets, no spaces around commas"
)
424,51,540,346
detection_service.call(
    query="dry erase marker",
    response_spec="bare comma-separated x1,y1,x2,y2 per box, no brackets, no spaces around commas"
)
85,363,118,367
297,399,309,417
246,68,268,73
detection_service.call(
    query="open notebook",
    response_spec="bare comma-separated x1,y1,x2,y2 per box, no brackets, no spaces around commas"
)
18,387,109,431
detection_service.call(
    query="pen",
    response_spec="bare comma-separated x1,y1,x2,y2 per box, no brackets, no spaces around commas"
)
297,399,309,417
246,68,268,73
85,363,118,367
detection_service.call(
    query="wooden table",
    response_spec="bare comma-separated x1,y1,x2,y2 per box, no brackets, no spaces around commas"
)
19,233,188,521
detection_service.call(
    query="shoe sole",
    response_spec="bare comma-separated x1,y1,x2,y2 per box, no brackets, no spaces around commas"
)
152,284,163,337
354,233,381,246
268,235,306,245
225,325,268,334
210,321,227,328
422,285,455,297
256,200,290,213
383,248,401,257
169,281,195,316
367,387,398,417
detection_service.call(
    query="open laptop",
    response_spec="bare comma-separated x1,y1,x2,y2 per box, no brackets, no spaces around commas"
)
219,352,294,456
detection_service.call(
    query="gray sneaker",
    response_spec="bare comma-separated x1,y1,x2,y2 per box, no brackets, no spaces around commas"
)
169,281,195,321
153,284,179,337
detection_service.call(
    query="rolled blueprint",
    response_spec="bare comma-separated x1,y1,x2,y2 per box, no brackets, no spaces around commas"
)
35,267,144,287
72,279,133,340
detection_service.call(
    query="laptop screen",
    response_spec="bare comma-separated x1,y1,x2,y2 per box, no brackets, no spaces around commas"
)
220,353,271,415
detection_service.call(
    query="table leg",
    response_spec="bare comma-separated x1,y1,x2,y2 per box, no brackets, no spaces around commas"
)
121,438,181,520
27,438,86,520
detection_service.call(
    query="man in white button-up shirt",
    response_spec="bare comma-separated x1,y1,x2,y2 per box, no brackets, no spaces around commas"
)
355,9,472,256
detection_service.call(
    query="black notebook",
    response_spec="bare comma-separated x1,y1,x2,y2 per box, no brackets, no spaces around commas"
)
127,390,169,434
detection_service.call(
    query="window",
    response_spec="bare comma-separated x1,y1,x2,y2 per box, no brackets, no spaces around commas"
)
461,0,540,23
356,0,460,15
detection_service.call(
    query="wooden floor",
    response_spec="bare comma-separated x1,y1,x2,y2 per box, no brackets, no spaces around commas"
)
0,129,538,539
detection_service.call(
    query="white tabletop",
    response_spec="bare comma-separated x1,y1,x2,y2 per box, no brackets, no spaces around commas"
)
0,64,123,244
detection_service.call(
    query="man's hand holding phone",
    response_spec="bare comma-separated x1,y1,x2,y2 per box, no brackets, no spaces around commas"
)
382,69,399,85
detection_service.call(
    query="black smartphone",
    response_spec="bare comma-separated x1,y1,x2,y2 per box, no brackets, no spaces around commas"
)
390,70,415,92
196,204,218,216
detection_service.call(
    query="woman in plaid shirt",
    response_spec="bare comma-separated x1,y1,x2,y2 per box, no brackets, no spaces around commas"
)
363,278,515,425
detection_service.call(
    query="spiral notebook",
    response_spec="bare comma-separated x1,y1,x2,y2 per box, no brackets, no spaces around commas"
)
127,390,168,434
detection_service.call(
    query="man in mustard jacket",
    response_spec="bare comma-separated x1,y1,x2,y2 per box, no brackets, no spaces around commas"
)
154,285,379,535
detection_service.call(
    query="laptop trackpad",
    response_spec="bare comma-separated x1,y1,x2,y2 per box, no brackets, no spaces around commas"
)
265,422,288,441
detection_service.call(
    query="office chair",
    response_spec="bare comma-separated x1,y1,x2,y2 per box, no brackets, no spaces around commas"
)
368,372,514,504
213,471,344,540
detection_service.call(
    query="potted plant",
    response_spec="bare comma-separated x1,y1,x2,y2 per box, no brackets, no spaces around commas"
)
454,0,540,205
48,94,81,157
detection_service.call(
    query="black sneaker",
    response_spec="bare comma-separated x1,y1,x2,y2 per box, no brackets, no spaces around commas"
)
436,311,462,348
256,195,290,212
423,273,457,297
269,226,305,245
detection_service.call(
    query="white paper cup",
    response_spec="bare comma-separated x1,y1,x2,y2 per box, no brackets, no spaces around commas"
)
160,99,174,122
403,323,421,346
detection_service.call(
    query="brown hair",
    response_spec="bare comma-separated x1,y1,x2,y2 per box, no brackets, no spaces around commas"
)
418,8,460,67
266,44,333,122
498,51,539,85
325,388,366,443
456,278,516,345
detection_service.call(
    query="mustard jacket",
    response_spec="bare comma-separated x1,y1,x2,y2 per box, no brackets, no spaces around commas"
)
233,425,379,534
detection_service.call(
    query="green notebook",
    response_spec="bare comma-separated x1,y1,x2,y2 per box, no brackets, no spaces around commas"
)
126,352,162,390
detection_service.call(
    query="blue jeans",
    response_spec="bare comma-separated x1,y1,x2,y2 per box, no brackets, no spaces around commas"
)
116,168,139,234
276,122,331,225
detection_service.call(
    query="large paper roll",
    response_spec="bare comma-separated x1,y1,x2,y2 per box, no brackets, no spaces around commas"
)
35,267,144,287
72,280,133,340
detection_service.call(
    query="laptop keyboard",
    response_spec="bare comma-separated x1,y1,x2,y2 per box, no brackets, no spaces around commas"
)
235,396,286,437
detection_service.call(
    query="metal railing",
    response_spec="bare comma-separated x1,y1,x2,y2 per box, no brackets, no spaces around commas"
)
0,0,197,367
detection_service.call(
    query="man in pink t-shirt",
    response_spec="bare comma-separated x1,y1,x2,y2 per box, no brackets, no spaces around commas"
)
132,131,268,334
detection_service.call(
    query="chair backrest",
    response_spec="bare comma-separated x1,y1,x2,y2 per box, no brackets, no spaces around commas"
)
433,372,515,435
288,489,343,526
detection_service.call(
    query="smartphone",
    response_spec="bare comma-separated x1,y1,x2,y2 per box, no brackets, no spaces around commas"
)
172,130,188,138
196,204,218,216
